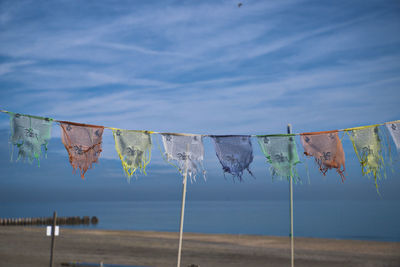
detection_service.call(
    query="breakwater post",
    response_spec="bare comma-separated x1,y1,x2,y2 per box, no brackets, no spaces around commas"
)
49,211,57,267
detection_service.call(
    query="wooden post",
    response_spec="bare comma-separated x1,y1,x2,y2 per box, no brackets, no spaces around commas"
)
49,211,57,267
287,124,294,267
177,144,190,267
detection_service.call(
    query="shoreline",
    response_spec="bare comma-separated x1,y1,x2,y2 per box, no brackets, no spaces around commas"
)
0,227,399,266
22,225,400,243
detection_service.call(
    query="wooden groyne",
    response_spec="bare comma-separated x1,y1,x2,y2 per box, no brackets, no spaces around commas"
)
61,262,150,267
0,216,99,226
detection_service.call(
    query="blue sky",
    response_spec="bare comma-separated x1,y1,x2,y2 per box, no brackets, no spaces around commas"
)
0,0,400,201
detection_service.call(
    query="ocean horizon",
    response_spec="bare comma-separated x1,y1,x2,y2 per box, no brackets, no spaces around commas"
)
1,200,399,242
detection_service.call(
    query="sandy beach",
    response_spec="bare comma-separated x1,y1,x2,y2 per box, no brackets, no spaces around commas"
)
0,227,399,267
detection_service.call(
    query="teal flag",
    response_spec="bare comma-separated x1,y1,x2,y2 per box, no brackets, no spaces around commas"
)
9,112,53,165
257,135,300,180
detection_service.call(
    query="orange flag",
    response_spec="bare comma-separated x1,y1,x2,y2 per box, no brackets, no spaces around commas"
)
59,121,104,178
300,130,345,181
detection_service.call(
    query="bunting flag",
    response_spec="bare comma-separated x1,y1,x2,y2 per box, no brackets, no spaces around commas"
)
300,130,345,181
1,109,398,190
9,112,53,165
161,134,205,181
59,121,104,179
257,135,300,180
210,135,254,180
111,128,152,179
386,122,400,151
346,126,385,190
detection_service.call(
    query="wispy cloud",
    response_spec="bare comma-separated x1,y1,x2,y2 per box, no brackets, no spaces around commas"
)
0,60,34,75
0,0,399,136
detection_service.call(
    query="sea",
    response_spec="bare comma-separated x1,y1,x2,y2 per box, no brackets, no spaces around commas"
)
1,200,399,242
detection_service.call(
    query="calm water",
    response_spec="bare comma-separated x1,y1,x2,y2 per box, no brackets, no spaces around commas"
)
1,200,399,242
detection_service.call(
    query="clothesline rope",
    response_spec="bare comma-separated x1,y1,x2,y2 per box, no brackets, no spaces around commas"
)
1,109,399,137
2,108,399,192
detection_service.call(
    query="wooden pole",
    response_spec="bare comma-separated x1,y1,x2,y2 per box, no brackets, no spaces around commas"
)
49,211,57,267
287,124,294,267
177,144,190,267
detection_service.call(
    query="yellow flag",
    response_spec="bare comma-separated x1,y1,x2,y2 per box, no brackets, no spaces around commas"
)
346,126,385,192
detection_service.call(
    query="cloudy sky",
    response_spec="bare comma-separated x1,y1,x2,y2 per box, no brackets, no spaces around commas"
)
0,0,399,202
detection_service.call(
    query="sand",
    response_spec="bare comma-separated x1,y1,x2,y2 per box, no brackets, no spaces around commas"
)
0,227,399,267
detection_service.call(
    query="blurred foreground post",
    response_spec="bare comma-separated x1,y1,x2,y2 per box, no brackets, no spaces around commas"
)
177,143,190,267
287,124,294,267
49,211,57,267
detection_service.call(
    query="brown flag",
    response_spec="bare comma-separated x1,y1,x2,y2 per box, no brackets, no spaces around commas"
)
60,121,104,178
300,130,345,181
